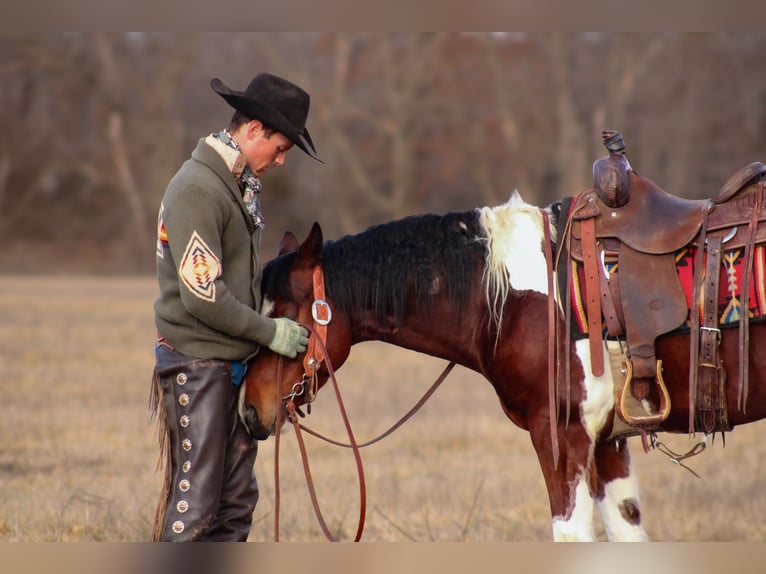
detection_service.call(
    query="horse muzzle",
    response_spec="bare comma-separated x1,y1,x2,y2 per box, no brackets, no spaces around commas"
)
239,400,277,440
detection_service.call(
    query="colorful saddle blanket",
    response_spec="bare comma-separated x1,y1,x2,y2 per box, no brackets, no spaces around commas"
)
568,244,766,339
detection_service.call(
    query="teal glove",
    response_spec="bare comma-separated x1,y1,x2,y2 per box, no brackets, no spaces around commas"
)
268,318,309,358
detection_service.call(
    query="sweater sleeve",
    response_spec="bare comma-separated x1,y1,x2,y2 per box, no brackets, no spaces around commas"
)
163,184,277,345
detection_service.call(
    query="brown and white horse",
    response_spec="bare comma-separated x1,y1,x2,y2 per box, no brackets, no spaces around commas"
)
240,191,766,541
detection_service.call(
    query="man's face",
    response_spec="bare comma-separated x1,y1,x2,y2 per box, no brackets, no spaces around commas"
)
241,121,294,176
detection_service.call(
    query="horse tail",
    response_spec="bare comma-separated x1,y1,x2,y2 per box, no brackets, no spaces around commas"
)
148,368,171,542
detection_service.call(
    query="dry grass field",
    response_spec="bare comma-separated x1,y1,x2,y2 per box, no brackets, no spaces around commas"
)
1,276,766,542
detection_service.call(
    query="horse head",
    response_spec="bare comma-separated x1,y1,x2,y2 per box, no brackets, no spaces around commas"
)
241,222,352,439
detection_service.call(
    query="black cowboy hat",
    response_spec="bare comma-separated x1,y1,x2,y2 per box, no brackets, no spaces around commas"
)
211,73,322,162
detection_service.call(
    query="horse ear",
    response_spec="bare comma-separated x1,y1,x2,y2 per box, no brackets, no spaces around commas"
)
278,231,300,255
296,221,324,265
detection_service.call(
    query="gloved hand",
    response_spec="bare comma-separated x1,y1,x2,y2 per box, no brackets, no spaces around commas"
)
267,317,309,358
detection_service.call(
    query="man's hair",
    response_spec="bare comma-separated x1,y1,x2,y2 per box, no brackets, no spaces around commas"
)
228,111,276,137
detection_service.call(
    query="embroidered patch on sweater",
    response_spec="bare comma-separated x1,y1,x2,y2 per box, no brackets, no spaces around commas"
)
179,231,221,302
156,203,168,258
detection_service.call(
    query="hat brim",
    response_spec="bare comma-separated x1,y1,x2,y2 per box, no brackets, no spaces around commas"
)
211,78,323,163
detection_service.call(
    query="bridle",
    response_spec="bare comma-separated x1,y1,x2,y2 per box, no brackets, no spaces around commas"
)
272,263,364,542
300,265,333,408
276,265,332,417
271,261,455,542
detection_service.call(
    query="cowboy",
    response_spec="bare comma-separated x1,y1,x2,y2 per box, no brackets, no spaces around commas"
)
151,72,322,541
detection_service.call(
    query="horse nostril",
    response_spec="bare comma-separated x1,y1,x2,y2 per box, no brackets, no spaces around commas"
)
242,405,270,440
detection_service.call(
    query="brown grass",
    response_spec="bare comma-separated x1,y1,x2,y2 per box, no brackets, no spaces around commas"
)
1,276,765,542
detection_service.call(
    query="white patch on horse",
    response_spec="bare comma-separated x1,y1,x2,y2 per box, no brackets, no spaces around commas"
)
576,339,650,541
481,191,549,294
551,473,596,541
576,339,615,441
597,476,648,541
478,191,556,335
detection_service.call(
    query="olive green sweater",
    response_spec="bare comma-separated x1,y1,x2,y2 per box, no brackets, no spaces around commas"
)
154,137,276,360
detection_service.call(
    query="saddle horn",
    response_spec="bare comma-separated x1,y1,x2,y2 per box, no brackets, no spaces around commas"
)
593,130,632,208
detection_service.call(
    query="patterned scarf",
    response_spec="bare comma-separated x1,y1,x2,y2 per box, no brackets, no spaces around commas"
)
213,129,266,229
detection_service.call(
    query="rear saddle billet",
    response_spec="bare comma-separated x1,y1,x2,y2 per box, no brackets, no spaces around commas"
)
565,130,766,434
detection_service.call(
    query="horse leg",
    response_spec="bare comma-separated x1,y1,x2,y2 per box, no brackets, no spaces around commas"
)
591,437,649,541
571,339,649,541
526,339,640,541
527,416,597,541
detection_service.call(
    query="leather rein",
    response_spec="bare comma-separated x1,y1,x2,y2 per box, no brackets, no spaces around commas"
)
272,265,455,542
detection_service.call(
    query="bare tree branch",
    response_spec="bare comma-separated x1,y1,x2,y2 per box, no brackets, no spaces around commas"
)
94,33,152,247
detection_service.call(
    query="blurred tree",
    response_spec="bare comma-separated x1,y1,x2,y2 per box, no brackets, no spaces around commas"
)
0,32,764,274
0,33,199,272
307,33,454,236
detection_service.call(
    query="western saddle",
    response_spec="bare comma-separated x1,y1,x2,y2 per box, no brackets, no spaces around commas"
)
565,131,766,434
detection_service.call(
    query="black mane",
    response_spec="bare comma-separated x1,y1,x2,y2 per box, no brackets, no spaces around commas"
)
262,210,488,323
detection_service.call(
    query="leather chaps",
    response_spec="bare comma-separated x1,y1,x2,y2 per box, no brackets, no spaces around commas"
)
151,346,259,541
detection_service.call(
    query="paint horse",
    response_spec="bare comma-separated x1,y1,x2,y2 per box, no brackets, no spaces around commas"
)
242,155,766,541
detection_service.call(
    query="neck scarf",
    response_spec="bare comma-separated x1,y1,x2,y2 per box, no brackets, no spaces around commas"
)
213,129,266,229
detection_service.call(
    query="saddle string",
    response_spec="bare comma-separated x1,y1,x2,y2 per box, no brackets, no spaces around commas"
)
554,196,587,432
738,179,763,413
649,432,707,479
541,209,560,469
688,205,709,434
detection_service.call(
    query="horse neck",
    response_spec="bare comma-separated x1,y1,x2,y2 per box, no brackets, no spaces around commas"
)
344,289,492,372
322,210,498,371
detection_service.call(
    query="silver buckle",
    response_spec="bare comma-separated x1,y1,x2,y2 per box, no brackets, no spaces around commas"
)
700,325,721,342
311,299,332,326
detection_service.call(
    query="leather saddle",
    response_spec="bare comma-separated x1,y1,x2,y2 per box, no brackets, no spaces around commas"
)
565,131,766,432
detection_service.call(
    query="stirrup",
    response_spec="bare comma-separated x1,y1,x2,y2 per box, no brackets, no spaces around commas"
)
616,359,671,427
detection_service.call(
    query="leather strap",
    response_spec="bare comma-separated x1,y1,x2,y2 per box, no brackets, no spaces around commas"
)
698,235,723,433
298,362,455,448
581,216,605,376
737,179,763,412
558,202,576,429
274,331,368,542
688,206,708,432
303,265,330,400
542,210,559,469
597,255,623,337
